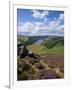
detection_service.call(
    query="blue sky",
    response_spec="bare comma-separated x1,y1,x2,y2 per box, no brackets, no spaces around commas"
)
17,9,64,36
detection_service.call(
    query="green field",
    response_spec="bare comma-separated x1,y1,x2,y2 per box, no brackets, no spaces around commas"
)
27,44,64,55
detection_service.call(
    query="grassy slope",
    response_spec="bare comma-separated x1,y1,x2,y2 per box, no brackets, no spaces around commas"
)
17,35,64,55
27,44,64,55
17,35,28,44
42,37,64,49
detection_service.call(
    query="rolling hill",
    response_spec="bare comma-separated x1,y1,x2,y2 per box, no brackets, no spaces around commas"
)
17,35,64,55
41,37,64,49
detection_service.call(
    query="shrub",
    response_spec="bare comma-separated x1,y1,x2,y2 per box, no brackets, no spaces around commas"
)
22,73,29,80
23,63,31,71
18,72,29,80
35,62,45,70
28,68,35,74
17,60,31,76
29,58,39,65
38,70,60,79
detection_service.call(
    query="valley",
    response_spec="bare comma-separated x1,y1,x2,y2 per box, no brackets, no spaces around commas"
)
17,35,64,80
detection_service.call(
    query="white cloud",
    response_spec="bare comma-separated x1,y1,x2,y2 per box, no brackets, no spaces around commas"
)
49,20,59,28
32,10,49,19
18,22,34,32
18,13,64,36
57,25,64,30
56,25,64,33
18,20,64,36
58,13,64,20
23,22,34,32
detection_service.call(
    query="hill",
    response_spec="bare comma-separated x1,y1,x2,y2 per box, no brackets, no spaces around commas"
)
17,35,64,55
41,37,64,49
27,44,64,55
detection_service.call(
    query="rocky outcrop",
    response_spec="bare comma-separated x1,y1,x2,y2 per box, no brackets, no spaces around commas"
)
18,45,38,59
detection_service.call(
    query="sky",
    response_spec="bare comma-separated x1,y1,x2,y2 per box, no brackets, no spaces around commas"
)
17,9,64,36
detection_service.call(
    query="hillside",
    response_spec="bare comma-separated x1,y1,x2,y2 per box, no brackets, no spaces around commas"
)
41,37,64,49
17,35,64,55
17,35,64,80
17,35,64,45
27,44,64,55
17,35,29,44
